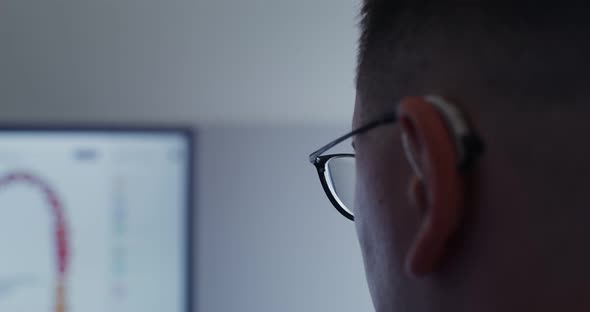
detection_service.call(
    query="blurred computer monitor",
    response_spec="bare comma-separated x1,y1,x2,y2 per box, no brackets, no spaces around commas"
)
0,126,193,312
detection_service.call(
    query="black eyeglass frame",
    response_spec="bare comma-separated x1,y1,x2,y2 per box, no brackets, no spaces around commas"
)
311,154,356,220
309,113,398,221
309,98,485,222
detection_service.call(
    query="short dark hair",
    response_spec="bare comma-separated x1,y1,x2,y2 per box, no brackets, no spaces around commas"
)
359,2,580,64
356,2,590,109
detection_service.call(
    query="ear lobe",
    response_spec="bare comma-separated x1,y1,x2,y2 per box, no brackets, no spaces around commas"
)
398,96,465,278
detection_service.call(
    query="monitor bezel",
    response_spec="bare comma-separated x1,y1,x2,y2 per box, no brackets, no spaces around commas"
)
0,124,195,312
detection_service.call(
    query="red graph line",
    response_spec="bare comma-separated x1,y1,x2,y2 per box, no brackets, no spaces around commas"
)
0,172,69,277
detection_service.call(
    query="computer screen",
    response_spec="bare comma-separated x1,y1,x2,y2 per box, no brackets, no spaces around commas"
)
0,127,192,312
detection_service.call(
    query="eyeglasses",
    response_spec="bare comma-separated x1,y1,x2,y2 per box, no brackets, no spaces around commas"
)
308,114,397,221
308,97,485,222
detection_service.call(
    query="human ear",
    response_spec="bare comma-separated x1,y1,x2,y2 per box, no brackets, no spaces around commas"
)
398,96,465,277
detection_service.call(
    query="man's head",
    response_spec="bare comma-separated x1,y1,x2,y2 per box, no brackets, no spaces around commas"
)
353,2,590,311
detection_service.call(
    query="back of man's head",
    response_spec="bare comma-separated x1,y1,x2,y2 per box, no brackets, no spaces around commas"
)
352,2,590,312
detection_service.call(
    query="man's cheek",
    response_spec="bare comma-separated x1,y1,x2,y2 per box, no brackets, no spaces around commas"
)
353,181,381,282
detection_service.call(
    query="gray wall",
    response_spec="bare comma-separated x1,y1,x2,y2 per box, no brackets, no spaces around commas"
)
197,126,372,311
0,0,357,124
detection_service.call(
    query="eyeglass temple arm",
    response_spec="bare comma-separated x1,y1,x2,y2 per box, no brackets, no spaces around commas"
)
308,113,398,163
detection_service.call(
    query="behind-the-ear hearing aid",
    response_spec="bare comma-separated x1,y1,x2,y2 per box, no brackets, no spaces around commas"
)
424,96,484,171
401,96,484,177
0,172,69,312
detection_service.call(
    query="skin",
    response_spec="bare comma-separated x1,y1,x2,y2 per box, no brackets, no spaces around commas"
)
352,55,590,312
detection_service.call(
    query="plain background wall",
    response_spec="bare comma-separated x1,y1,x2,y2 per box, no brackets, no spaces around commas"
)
0,0,372,311
0,0,358,125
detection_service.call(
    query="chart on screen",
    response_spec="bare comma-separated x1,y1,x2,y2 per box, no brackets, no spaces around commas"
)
0,171,68,312
0,131,190,312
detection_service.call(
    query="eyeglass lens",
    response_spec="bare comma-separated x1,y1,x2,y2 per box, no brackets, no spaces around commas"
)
325,156,356,216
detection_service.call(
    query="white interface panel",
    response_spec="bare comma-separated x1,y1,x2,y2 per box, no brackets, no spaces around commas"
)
0,130,191,312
